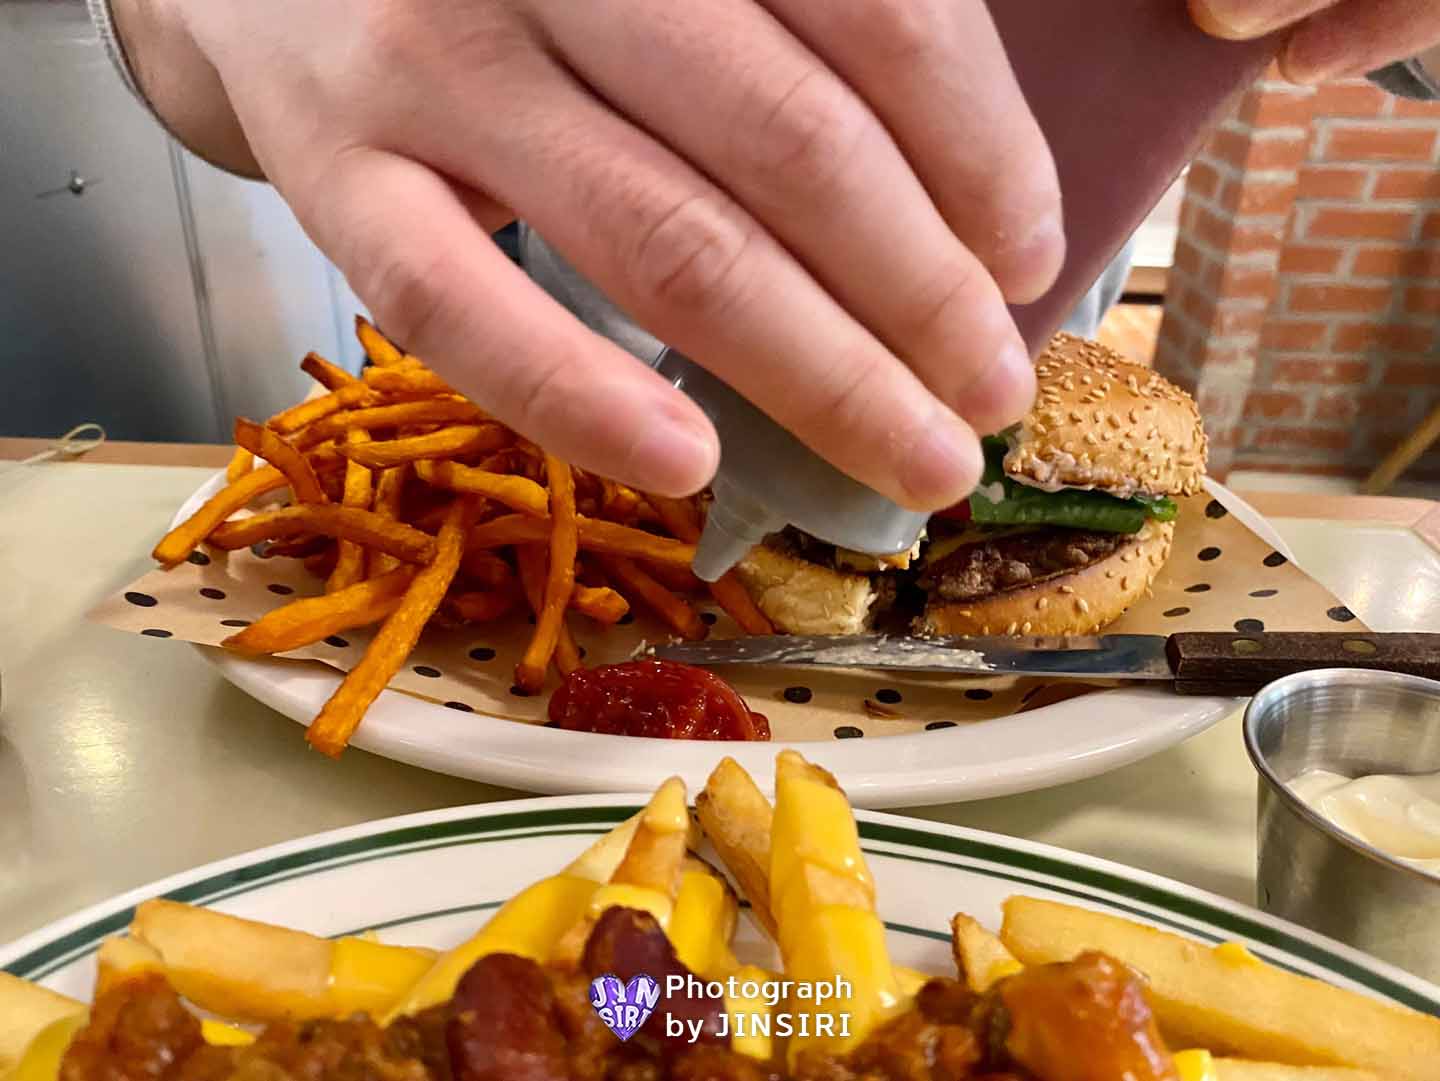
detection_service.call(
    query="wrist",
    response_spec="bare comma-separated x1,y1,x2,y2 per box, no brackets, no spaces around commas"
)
108,0,265,178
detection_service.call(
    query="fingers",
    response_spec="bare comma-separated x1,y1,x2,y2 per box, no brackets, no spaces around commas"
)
401,49,986,508
1189,0,1334,40
526,0,1034,442
297,147,721,497
1281,0,1440,82
759,0,1064,306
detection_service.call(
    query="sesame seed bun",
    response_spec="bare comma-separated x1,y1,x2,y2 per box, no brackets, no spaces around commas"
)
917,519,1174,637
1005,333,1207,499
731,544,877,636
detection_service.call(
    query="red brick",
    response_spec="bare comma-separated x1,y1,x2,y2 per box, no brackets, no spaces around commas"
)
1425,213,1440,240
1217,264,1276,300
1261,320,1330,351
1207,126,1251,168
1270,357,1370,385
1252,90,1317,128
1229,220,1289,254
1182,287,1217,327
1406,286,1440,315
1212,304,1268,337
1350,245,1440,278
1314,82,1390,118
1287,283,1392,314
1236,459,1362,478
1296,166,1368,200
1324,126,1438,163
1332,322,1435,352
1234,180,1298,218
1250,426,1353,451
1279,246,1343,275
1306,208,1414,241
1393,97,1440,119
1372,168,1440,201
1244,391,1305,420
1186,161,1222,201
1360,390,1422,416
1247,134,1311,170
1313,393,1360,424
1170,238,1206,278
1386,358,1440,385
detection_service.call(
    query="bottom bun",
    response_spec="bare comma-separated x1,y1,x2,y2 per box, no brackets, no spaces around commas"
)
732,544,877,636
918,519,1175,637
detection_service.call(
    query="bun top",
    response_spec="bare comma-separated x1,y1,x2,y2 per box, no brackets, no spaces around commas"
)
1003,333,1208,499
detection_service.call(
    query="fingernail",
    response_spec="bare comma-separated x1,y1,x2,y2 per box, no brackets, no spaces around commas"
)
628,416,719,497
1001,214,1066,306
901,411,983,511
1190,0,1267,38
956,338,1038,438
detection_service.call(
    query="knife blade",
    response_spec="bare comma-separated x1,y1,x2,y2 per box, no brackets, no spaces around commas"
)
648,632,1440,696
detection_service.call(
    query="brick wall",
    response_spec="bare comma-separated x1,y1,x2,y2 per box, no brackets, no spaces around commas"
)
1155,71,1440,480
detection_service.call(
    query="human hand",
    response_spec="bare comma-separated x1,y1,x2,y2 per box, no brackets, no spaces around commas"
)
116,0,1062,509
1191,0,1440,84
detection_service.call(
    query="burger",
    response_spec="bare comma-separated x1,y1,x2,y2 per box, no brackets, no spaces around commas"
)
729,333,1208,637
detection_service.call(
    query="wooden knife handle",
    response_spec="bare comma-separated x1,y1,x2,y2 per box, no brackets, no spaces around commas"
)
1167,632,1440,696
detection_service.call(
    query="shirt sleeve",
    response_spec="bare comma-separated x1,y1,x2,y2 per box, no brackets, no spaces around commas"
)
1368,59,1440,101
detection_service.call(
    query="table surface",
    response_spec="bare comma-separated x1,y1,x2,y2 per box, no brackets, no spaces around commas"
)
3,441,1438,949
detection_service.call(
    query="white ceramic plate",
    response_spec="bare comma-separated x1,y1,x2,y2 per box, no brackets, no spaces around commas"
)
4,797,1435,1023
170,475,1290,808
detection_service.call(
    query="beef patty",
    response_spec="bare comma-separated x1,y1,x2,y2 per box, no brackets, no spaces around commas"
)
918,529,1131,603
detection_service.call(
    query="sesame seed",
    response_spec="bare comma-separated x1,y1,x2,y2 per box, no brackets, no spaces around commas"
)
1120,576,1130,589
1105,569,1116,578
1037,597,1049,610
1077,598,1090,614
1021,621,1032,634
1069,410,1084,422
1005,621,1018,635
1083,432,1098,445
1058,585,1075,595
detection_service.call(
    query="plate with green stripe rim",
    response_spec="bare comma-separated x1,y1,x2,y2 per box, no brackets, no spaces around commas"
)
4,795,1437,1021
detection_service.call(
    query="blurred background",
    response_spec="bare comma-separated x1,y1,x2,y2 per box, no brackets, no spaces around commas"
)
4,1,1437,494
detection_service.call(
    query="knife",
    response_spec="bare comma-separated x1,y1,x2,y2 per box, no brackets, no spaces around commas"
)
648,632,1440,696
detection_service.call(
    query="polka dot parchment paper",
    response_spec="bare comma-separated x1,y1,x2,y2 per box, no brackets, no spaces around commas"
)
89,494,1364,741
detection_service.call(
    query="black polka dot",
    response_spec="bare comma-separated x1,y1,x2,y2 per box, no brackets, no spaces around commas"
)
141,628,172,638
220,618,250,628
1197,547,1222,562
124,591,158,608
1250,589,1278,598
618,612,635,625
526,614,536,625
187,551,211,566
413,665,442,678
444,701,474,713
926,721,957,731
700,611,718,626
468,646,497,662
578,646,588,660
510,684,535,697
964,688,994,701
543,719,561,728
833,725,864,739
1185,583,1212,594
875,688,903,704
1328,605,1357,623
1264,551,1288,568
251,543,269,559
1164,606,1191,618
1204,500,1229,519
324,635,350,648
783,686,813,704
267,583,294,596
199,587,226,601
1235,618,1265,633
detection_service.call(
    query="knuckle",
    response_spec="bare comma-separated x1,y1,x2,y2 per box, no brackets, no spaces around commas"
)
893,260,978,358
350,240,453,354
744,69,867,196
855,0,938,64
802,353,888,443
628,194,753,317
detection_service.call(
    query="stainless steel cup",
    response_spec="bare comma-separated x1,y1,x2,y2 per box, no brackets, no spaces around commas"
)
1244,668,1440,983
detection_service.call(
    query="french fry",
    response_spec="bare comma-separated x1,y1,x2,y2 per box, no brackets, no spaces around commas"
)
461,549,515,590
128,899,435,1023
599,554,707,640
0,973,85,1076
293,398,485,450
327,430,374,592
447,588,519,623
516,455,579,694
207,504,437,564
268,382,378,435
222,567,416,654
152,465,290,566
339,424,509,469
306,497,477,756
355,314,406,367
999,896,1440,1080
415,459,548,517
234,417,327,506
300,350,359,390
572,583,629,625
363,366,454,397
367,464,408,577
516,545,581,676
225,446,254,483
467,514,696,569
640,559,707,595
951,912,1022,992
695,756,778,938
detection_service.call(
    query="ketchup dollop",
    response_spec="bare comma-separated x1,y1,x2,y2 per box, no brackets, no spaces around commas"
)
548,660,771,741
